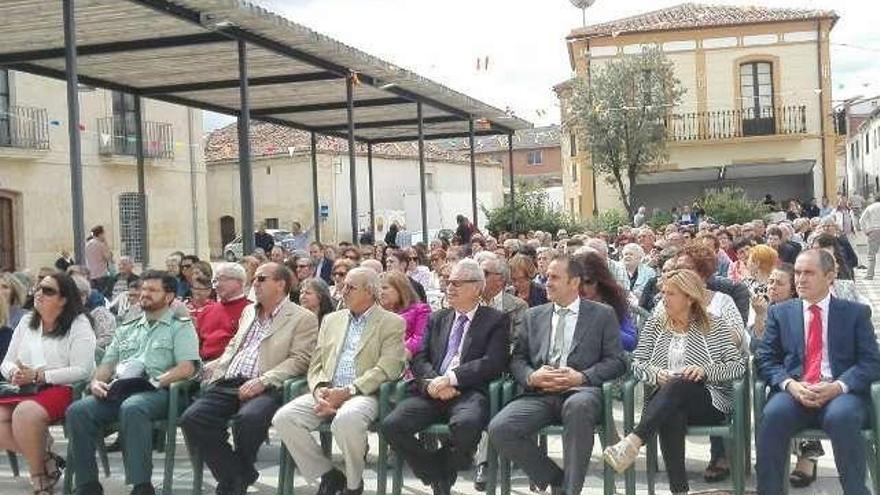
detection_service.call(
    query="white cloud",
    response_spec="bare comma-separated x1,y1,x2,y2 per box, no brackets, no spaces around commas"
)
204,0,880,130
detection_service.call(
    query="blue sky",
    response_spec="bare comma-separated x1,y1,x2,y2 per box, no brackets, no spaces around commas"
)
203,0,880,132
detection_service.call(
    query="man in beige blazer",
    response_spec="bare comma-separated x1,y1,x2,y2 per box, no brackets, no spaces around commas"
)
273,267,405,495
180,262,318,495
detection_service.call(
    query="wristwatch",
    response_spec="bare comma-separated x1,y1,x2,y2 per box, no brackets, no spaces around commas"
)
347,384,359,396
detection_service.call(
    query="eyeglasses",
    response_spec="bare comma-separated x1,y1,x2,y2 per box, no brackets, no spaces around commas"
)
483,270,499,276
332,271,347,277
447,279,480,288
181,263,193,269
37,285,59,296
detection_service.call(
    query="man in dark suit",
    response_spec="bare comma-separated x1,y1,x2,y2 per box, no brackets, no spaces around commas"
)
756,249,880,495
381,259,509,495
309,242,333,284
488,254,627,495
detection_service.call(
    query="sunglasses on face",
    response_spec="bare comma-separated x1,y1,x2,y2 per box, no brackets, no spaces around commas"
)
37,285,59,296
332,271,347,277
181,263,193,269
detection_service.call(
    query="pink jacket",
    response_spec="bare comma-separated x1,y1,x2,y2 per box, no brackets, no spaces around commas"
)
399,302,432,356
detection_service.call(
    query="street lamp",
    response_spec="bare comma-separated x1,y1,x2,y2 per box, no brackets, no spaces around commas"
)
570,0,597,28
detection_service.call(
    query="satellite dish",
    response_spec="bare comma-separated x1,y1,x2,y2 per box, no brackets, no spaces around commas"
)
570,0,596,8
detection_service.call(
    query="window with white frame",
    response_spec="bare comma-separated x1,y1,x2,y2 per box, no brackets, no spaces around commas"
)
527,150,543,166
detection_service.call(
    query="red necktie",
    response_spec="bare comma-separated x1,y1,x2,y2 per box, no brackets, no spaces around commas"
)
804,304,823,383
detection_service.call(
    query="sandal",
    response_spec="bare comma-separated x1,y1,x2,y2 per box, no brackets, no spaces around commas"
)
44,450,66,487
703,461,730,482
30,473,55,495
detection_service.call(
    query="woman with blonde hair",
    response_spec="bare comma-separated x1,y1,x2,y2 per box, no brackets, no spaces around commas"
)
0,272,28,330
603,269,744,495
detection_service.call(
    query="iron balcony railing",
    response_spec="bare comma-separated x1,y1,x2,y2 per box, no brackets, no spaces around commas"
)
0,105,50,150
665,105,807,142
97,116,174,159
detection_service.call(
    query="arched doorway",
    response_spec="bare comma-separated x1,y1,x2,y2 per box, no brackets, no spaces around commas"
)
220,216,236,251
0,196,15,271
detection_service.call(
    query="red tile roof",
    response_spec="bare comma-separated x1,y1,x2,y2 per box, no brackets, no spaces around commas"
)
568,3,837,39
204,122,491,165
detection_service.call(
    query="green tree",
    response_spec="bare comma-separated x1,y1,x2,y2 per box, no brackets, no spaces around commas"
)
701,187,770,225
568,47,685,217
482,182,582,236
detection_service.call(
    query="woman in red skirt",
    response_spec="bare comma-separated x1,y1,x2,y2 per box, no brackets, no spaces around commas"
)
0,272,96,494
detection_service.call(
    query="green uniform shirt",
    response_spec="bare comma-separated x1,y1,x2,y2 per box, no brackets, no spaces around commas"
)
103,308,201,381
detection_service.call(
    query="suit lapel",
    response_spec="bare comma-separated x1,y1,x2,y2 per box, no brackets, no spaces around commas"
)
535,304,554,363
260,303,290,341
460,307,483,360
566,299,591,357
354,308,379,358
436,310,455,364
791,301,805,361
827,297,841,370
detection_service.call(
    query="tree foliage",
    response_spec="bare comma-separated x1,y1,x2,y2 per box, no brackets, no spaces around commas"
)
482,182,582,236
568,48,685,216
701,187,771,225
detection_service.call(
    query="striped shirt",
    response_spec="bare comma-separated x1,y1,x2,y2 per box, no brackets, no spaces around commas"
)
225,301,283,380
633,313,745,413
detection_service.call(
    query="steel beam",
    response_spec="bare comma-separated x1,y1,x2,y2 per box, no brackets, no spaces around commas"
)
346,74,359,244
237,40,255,255
508,132,516,232
0,32,228,64
251,97,409,116
368,129,501,144
134,95,149,267
313,115,462,132
63,0,85,265
417,102,428,245
138,71,340,95
469,118,478,230
367,143,375,244
310,132,321,244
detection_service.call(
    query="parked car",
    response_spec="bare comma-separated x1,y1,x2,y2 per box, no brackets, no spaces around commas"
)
223,229,294,261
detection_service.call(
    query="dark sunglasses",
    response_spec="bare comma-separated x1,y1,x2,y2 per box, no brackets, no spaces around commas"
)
37,285,59,296
332,271,347,277
181,263,194,269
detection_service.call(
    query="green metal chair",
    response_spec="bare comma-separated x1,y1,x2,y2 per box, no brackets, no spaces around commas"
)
388,379,503,495
497,379,619,495
626,366,751,495
187,377,305,495
278,380,396,495
62,379,196,495
753,377,880,495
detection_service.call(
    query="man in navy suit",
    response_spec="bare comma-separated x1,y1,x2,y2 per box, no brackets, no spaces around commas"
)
309,242,333,284
755,249,880,495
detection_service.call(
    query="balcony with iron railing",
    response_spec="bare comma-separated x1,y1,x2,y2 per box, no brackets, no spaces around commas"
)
0,105,50,151
664,105,808,142
97,117,174,159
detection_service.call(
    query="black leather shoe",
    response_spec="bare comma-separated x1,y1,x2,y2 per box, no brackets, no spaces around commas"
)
317,468,347,495
431,470,457,495
473,462,488,492
343,481,364,495
129,483,156,495
75,482,104,495
216,476,248,495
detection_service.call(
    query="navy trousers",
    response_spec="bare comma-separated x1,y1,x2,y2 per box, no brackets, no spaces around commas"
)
756,390,870,495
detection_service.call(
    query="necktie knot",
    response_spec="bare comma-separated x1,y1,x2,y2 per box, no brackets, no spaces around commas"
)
809,304,821,316
556,307,570,318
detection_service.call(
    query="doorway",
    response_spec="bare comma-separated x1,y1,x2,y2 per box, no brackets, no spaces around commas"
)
0,197,15,271
220,216,236,250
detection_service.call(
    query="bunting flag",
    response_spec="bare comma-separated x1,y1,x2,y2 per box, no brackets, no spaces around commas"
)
100,133,111,146
287,146,296,157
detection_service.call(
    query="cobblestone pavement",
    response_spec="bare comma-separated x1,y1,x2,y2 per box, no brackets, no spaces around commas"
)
3,240,877,494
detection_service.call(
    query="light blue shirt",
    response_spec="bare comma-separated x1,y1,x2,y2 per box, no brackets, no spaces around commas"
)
332,305,375,387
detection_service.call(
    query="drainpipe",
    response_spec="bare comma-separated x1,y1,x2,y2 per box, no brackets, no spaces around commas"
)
187,107,199,256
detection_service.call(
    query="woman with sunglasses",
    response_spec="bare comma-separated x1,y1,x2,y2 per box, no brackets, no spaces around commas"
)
0,272,96,494
329,259,356,308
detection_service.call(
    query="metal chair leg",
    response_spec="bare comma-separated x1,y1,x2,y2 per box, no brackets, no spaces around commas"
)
6,450,19,477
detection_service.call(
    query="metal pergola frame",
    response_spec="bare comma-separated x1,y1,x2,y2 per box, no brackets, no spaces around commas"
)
0,0,531,263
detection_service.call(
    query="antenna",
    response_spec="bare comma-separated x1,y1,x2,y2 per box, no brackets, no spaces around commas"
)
569,0,597,27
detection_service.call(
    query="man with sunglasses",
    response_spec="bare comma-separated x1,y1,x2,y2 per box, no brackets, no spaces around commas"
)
180,262,318,495
66,271,201,495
